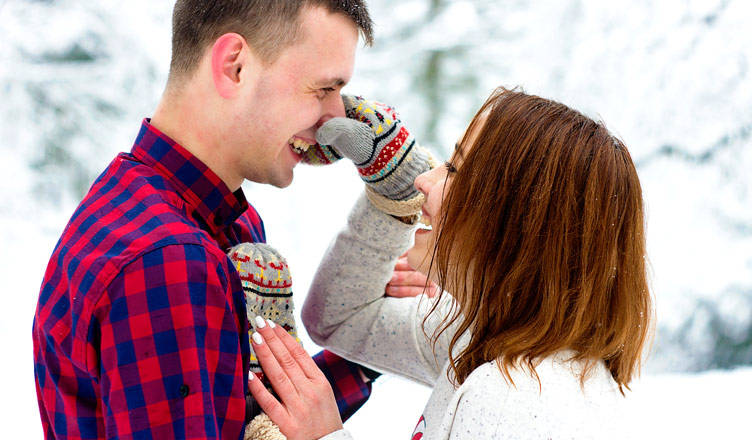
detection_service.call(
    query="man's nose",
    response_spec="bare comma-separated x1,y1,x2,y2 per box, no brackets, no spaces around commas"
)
317,93,346,127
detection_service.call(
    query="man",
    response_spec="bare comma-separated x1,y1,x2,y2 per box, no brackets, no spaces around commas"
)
33,1,376,439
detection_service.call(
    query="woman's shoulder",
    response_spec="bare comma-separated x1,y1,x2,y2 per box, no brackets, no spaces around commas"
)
453,354,628,438
535,350,621,393
454,350,624,405
451,362,515,411
458,361,512,392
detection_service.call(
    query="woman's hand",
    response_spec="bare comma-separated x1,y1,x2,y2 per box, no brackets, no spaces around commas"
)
248,318,343,440
385,252,439,298
315,94,436,218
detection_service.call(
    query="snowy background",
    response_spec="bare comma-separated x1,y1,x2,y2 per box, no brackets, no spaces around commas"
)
1,0,751,438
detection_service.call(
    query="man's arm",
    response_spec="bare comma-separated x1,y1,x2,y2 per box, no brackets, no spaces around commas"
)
312,349,381,422
93,244,248,439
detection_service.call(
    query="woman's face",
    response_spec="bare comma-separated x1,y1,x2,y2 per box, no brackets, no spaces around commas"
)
407,116,482,281
407,154,453,280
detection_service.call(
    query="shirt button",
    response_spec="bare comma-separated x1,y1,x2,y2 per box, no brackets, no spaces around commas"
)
180,384,189,398
213,215,223,227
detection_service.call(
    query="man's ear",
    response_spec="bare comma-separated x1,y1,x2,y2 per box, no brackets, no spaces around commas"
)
211,33,248,99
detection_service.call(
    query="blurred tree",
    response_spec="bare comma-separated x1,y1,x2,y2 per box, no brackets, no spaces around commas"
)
2,0,751,373
353,0,512,156
663,287,752,371
0,0,168,205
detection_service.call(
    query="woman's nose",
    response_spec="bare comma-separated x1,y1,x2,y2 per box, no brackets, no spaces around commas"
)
414,170,430,196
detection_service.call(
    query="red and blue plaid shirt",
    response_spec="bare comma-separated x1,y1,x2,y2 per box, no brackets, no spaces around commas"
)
33,119,375,439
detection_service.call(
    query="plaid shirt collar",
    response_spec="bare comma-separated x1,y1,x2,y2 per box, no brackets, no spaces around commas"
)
132,118,249,236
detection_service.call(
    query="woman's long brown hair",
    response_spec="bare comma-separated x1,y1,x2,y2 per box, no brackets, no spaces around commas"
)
429,87,652,393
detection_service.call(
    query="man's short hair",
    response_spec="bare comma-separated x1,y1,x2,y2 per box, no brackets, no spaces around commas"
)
169,0,374,82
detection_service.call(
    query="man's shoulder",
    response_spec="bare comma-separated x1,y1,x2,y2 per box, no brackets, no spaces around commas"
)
35,156,230,364
81,155,208,246
51,157,220,294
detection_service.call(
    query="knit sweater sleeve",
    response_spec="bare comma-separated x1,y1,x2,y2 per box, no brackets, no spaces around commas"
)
302,192,457,387
319,428,354,440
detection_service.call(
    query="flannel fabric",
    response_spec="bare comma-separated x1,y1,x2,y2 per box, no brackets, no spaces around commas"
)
33,119,373,439
313,350,376,422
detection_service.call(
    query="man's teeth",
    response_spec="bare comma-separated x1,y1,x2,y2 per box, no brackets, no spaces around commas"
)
418,215,431,228
288,138,312,153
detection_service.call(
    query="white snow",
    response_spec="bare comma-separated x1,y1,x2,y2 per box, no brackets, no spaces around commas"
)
1,0,750,438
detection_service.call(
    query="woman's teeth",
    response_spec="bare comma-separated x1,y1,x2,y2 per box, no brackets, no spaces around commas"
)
289,138,312,154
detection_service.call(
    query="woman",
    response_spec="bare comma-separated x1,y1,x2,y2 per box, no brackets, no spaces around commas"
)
248,88,653,439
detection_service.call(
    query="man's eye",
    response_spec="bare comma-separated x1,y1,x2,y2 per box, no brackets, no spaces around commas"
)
317,87,336,99
445,161,457,173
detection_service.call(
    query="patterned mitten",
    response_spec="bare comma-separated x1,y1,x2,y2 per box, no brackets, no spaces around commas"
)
297,138,344,166
315,95,438,218
228,242,300,440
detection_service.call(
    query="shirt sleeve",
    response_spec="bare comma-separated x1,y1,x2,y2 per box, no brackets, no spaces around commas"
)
91,244,248,439
312,350,379,422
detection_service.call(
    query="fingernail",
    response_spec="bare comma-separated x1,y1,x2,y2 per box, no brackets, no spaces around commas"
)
248,373,255,381
252,332,263,345
267,320,276,328
254,316,266,328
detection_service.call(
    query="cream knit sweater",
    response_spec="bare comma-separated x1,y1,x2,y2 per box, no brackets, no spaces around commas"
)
302,193,632,439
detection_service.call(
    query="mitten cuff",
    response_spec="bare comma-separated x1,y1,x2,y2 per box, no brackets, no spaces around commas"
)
244,413,286,440
365,186,424,217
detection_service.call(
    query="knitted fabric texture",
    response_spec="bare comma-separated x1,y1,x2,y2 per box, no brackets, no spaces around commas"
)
299,142,343,166
228,243,300,384
229,243,299,440
316,95,436,216
365,147,439,218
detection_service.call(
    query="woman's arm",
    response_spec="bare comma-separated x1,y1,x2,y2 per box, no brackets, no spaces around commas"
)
302,193,457,386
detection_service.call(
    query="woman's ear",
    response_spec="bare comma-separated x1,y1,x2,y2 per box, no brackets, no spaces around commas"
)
211,33,248,99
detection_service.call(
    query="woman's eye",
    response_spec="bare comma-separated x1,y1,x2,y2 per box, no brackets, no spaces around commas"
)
445,161,457,173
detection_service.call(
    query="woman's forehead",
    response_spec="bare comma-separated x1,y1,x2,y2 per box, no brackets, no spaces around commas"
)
454,112,487,160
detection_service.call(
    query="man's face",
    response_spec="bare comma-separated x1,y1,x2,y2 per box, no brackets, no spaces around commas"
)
231,7,359,188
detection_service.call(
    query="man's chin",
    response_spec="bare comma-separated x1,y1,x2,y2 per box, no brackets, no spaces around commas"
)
269,171,295,189
246,169,294,189
273,180,293,189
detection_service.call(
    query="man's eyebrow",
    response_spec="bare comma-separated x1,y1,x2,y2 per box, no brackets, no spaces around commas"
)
315,77,347,88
